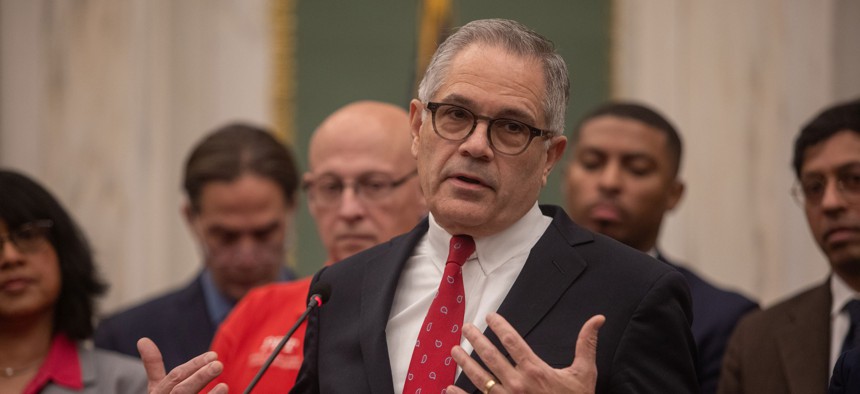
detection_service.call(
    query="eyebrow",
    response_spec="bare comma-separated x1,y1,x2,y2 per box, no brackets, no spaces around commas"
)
208,219,282,235
437,93,539,125
802,161,860,178
578,146,657,161
314,171,395,180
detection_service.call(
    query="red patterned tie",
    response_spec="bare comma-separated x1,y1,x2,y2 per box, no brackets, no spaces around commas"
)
403,235,475,394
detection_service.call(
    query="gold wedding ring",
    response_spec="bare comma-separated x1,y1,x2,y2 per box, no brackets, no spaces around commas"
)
483,379,497,394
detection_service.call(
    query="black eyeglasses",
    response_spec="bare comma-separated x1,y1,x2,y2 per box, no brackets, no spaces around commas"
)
0,220,53,254
792,164,860,206
425,102,553,155
304,170,418,206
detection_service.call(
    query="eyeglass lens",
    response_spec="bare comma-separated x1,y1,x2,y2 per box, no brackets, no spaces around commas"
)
308,171,416,205
0,220,53,253
796,165,860,205
429,103,541,155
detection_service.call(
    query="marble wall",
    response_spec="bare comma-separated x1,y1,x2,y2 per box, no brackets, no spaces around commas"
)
614,0,859,303
1,0,858,315
0,0,274,312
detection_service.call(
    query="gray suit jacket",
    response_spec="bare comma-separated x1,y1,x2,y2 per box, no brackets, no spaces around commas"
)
41,343,147,394
718,280,831,394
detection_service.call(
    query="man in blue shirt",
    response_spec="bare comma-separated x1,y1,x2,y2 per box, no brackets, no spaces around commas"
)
94,123,300,370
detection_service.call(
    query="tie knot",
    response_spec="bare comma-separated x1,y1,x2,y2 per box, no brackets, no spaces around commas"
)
845,299,860,324
447,235,475,267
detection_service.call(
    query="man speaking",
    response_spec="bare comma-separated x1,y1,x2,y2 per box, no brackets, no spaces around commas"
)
139,18,698,394
292,19,697,394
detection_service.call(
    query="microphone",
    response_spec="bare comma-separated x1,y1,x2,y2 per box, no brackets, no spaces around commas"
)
242,282,331,394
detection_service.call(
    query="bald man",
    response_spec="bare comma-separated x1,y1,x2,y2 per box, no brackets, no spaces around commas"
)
306,100,428,263
198,101,427,393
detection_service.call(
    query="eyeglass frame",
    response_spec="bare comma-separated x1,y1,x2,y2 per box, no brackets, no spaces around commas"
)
303,169,418,206
791,164,860,206
424,101,554,156
0,219,54,254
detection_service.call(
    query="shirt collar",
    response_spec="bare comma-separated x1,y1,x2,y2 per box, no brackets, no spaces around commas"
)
427,202,550,275
201,269,236,326
23,333,82,394
830,273,860,317
201,267,294,325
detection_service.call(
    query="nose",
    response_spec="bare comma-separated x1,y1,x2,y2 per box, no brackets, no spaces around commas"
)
458,122,494,160
337,185,367,223
820,179,847,214
0,238,25,269
597,161,623,194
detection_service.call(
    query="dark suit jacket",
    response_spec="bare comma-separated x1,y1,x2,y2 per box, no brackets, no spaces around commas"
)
659,255,759,394
830,347,860,394
94,273,217,371
718,280,832,394
292,205,698,393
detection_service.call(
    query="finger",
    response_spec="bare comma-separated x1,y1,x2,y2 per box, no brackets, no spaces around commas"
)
137,337,167,384
571,314,605,370
461,322,518,386
166,360,223,394
207,383,229,394
450,345,499,394
485,312,544,369
153,351,220,393
445,383,469,394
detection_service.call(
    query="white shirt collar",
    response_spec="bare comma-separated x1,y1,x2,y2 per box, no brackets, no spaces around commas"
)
830,273,860,316
426,203,549,275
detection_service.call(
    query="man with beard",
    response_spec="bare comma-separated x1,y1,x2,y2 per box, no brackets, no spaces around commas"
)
563,101,758,394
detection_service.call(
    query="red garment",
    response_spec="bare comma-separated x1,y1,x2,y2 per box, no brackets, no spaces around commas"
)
23,333,83,394
206,277,311,393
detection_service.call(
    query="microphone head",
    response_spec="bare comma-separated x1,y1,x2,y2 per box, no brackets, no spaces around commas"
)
309,282,332,305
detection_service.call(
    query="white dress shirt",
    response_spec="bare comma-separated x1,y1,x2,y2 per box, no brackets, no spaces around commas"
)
386,203,551,393
830,274,860,374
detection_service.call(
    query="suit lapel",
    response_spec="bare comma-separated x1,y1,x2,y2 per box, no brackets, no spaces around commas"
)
775,282,832,393
455,206,592,391
360,220,429,394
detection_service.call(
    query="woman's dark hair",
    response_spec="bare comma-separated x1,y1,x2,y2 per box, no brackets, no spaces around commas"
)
0,169,107,340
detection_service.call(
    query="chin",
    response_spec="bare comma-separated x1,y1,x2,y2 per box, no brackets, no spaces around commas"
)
831,252,860,277
435,205,490,229
338,244,372,259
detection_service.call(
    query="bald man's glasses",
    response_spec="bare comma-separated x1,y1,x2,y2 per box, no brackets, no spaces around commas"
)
425,102,552,155
304,170,418,206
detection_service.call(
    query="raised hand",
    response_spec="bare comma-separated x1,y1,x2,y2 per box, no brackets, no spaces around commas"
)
447,313,605,394
137,337,228,394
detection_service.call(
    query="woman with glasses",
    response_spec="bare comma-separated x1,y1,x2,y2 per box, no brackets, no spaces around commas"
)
0,169,146,393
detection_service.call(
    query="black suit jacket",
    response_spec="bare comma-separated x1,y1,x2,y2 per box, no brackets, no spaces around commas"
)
94,273,217,371
292,205,698,393
830,347,860,394
659,255,759,394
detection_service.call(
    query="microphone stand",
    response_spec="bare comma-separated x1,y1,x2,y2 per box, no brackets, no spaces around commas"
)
242,294,324,394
